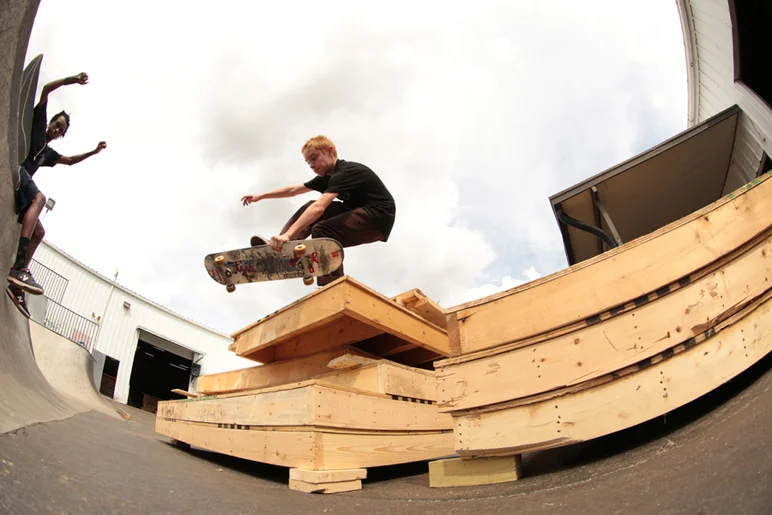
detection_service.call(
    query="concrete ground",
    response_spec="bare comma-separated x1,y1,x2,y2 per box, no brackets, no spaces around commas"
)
1,353,769,515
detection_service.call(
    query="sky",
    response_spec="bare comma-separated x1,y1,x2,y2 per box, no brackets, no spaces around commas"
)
25,0,687,335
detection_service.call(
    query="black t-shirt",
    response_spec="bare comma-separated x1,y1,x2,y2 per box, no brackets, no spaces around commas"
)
304,159,396,241
21,101,61,176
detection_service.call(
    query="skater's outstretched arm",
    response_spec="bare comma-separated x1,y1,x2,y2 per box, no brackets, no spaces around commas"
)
39,72,89,104
241,184,311,206
57,141,107,166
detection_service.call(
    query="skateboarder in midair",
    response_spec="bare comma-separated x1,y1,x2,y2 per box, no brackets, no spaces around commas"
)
241,135,396,286
6,71,107,317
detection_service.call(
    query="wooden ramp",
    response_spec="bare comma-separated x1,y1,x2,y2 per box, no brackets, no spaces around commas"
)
229,277,448,368
156,278,453,493
430,174,772,487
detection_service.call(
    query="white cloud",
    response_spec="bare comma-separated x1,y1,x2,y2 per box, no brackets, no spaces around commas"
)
24,0,686,333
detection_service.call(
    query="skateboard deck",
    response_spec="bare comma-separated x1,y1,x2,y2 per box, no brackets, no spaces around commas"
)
15,54,43,189
204,238,344,292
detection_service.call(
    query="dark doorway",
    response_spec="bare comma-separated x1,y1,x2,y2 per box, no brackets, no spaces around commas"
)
732,1,772,108
128,340,192,413
99,356,120,398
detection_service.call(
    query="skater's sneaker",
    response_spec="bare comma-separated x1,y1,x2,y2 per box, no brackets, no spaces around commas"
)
250,235,268,247
7,267,44,295
6,285,31,318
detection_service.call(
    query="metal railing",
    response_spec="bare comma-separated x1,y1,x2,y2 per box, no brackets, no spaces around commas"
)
29,259,68,304
43,297,98,353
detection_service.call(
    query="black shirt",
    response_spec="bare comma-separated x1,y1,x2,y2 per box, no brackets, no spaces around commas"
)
304,159,396,241
22,101,61,176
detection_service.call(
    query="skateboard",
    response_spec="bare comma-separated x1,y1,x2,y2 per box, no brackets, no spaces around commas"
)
15,54,43,189
204,238,344,292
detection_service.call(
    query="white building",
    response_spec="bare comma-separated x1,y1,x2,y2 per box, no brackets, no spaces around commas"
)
677,0,771,168
28,240,253,410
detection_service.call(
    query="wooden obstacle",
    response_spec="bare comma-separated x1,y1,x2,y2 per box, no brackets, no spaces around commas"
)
156,278,454,493
429,174,772,487
445,173,772,356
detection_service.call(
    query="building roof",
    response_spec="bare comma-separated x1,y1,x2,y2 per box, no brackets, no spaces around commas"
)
549,105,741,265
41,240,231,339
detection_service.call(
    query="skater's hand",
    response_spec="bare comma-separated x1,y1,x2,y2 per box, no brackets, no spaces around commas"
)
71,72,89,85
94,141,107,153
241,195,262,206
269,234,289,251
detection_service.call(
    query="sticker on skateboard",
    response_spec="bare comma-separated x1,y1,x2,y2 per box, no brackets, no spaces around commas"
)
204,238,344,292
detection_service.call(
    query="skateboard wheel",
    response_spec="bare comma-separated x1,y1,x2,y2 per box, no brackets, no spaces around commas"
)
294,244,307,257
303,276,314,286
225,269,232,278
226,284,236,293
215,255,225,266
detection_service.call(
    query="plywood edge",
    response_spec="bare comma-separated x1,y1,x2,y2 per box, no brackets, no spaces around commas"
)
347,278,449,336
343,282,449,356
446,171,772,314
230,276,349,338
234,311,347,359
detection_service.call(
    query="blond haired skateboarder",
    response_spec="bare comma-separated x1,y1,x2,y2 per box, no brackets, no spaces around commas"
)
242,135,395,286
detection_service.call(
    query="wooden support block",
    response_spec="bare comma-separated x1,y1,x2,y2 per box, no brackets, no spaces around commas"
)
429,455,523,487
290,468,367,483
171,439,191,450
327,353,378,370
171,389,199,398
289,478,362,494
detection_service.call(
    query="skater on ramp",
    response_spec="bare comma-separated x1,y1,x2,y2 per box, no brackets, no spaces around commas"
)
6,71,107,317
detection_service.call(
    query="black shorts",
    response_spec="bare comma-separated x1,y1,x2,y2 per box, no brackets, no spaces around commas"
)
15,166,41,223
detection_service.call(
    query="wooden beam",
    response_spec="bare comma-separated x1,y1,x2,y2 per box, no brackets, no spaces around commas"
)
317,430,455,470
429,456,523,487
196,346,374,395
445,172,772,354
452,294,772,456
156,418,455,471
159,382,453,431
437,235,772,411
156,418,319,469
376,361,439,401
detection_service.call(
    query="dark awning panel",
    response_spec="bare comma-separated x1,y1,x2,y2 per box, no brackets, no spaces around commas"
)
549,105,740,265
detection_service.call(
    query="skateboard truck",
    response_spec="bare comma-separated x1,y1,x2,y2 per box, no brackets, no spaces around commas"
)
214,255,236,293
294,244,315,286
